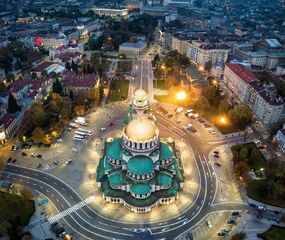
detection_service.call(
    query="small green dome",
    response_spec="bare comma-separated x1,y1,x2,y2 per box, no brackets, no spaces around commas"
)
106,138,122,160
159,142,173,160
127,156,154,175
130,183,151,195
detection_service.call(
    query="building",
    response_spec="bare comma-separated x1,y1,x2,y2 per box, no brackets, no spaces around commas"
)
224,63,285,129
233,40,285,70
187,40,230,66
92,7,128,17
0,113,16,145
119,41,147,55
34,36,69,49
31,61,66,77
171,35,189,55
276,124,285,153
0,68,5,82
61,71,99,95
96,90,184,213
164,0,192,7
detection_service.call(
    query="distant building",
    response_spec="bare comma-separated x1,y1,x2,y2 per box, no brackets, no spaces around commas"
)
233,39,285,70
119,41,147,55
92,7,128,17
224,63,285,129
187,40,230,66
171,36,189,55
62,71,99,95
276,124,285,153
164,0,192,7
31,61,66,77
34,36,69,49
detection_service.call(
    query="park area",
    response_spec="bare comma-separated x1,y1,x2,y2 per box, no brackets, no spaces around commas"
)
0,191,34,236
257,225,285,240
107,80,130,103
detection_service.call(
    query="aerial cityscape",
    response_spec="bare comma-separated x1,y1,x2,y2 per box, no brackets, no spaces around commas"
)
0,0,285,240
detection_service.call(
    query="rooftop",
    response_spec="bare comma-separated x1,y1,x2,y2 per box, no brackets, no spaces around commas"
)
127,156,154,175
62,71,98,88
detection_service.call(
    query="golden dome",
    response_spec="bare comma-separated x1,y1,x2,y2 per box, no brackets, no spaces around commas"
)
124,118,158,142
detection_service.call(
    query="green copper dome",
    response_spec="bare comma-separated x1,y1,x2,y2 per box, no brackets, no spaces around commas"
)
106,138,122,160
127,156,154,175
130,183,151,195
159,142,173,160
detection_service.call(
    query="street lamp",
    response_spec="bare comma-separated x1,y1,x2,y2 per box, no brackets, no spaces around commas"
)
219,117,227,125
176,91,186,101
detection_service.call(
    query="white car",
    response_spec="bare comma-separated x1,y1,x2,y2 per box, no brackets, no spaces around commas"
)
66,159,72,164
101,127,106,131
176,107,184,114
57,138,63,143
206,220,212,228
72,148,77,152
186,109,193,114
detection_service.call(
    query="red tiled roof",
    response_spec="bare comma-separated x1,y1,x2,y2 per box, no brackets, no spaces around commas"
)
31,61,53,72
226,63,256,84
62,71,98,88
58,51,81,62
8,78,47,94
0,113,14,128
56,45,69,52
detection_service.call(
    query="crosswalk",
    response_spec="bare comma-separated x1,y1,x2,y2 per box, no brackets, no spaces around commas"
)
48,196,96,223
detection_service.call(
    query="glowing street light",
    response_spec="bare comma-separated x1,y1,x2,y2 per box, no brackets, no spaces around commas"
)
176,91,186,100
219,117,227,125
161,65,165,70
212,79,217,85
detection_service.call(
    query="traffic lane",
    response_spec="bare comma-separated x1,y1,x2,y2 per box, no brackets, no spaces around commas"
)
0,171,135,239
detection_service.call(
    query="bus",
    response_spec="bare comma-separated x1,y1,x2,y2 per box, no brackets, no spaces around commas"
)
78,128,92,136
74,131,86,137
74,135,85,141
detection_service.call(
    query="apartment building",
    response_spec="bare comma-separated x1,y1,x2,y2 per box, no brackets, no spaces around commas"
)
171,35,189,55
187,40,230,66
224,63,285,129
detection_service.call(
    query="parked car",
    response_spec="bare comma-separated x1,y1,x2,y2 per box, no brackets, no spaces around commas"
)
21,152,27,156
213,151,219,154
66,159,72,164
217,232,226,236
214,162,221,167
57,139,63,143
37,154,42,158
232,211,240,216
206,220,212,228
37,163,42,169
7,157,12,163
12,158,17,163
175,107,184,114
227,219,235,224
53,160,59,165
213,154,219,158
31,153,36,157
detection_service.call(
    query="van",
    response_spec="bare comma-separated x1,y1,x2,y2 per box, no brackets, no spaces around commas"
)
176,107,184,114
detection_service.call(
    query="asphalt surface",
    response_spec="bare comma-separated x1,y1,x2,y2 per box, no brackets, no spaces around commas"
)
0,112,248,240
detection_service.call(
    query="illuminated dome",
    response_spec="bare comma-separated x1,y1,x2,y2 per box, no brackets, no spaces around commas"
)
132,89,148,109
125,118,158,142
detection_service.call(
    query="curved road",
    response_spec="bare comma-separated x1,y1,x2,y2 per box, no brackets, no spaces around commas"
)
0,114,247,240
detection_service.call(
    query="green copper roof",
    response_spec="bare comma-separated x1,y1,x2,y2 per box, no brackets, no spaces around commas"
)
106,138,122,160
159,142,173,160
130,183,151,195
109,171,125,186
156,172,172,186
123,115,131,125
127,156,154,175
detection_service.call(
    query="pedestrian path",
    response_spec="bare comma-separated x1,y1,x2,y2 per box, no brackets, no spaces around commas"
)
48,196,96,223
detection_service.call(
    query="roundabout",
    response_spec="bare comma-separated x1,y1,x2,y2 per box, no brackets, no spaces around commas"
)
0,92,248,240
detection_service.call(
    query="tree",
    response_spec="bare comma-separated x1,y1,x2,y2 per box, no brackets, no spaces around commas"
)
7,93,21,114
193,97,210,114
232,150,240,165
52,79,63,95
65,62,71,70
228,105,252,129
49,93,64,115
69,90,74,100
239,148,249,161
204,85,221,106
204,60,212,73
20,188,33,200
249,148,261,163
32,127,45,143
28,102,47,129
41,70,48,77
218,99,230,114
234,161,250,177
5,72,15,83
0,81,7,91
74,105,85,116
31,72,37,79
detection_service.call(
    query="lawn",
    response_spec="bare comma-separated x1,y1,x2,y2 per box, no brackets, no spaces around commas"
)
231,142,266,170
153,80,167,90
258,225,285,240
247,180,285,208
0,191,35,236
107,80,130,103
117,61,132,73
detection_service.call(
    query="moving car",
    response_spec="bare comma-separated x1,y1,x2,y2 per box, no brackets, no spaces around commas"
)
206,220,212,228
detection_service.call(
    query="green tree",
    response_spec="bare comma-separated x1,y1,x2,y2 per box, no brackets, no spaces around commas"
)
228,105,252,129
52,79,63,95
249,148,260,163
0,81,7,91
232,150,240,165
204,85,221,106
239,148,249,161
234,161,250,177
0,220,12,236
31,72,37,79
204,60,212,72
5,72,15,83
7,93,21,114
32,127,45,143
218,99,230,113
193,97,210,114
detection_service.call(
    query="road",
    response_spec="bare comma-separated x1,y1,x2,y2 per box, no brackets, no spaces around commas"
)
0,109,248,240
